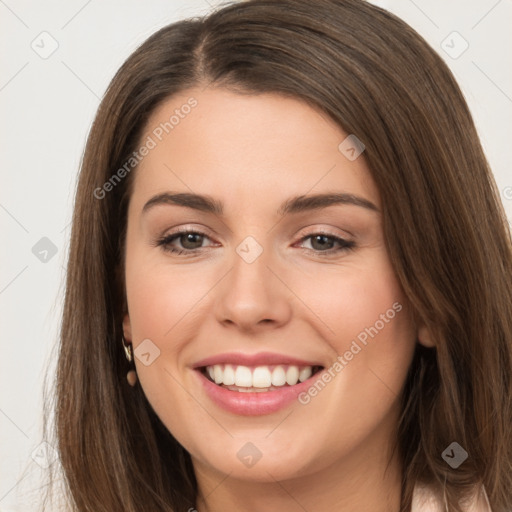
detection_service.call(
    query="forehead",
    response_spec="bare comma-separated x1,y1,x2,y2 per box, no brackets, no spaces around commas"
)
130,86,380,213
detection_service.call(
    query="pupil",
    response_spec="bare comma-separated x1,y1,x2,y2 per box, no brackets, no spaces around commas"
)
182,233,202,249
312,235,332,250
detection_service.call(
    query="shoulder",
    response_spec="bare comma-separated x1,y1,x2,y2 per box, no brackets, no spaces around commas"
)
411,482,492,512
411,482,445,512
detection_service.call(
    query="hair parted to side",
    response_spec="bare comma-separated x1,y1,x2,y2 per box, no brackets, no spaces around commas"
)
42,0,512,511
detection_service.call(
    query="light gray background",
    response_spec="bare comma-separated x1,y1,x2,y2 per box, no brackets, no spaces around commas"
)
1,0,511,510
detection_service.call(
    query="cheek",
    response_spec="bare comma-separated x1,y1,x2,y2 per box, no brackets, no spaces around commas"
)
295,253,411,349
286,258,416,462
294,251,416,403
125,255,214,342
123,251,221,413
123,255,214,431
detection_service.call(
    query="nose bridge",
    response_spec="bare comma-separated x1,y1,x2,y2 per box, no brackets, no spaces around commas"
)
230,234,274,304
214,232,291,329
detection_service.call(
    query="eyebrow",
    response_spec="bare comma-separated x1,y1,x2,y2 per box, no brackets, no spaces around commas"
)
142,191,379,216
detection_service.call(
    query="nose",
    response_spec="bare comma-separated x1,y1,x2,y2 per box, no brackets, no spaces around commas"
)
214,243,292,333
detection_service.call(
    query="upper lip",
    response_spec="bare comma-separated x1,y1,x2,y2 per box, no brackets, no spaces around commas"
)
192,351,324,369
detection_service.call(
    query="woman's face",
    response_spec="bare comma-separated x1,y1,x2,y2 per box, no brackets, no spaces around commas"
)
122,86,422,484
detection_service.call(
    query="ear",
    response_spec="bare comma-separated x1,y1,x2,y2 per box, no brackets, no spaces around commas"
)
123,313,132,343
417,323,435,348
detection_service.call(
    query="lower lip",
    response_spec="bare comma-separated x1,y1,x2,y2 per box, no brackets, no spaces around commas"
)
194,368,322,416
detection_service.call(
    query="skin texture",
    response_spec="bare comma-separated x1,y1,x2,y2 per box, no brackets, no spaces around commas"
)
122,86,433,512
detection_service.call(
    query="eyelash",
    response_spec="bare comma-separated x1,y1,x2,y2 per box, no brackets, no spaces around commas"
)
154,228,356,257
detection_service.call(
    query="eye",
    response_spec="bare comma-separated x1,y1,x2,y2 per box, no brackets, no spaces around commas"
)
154,229,356,257
297,233,356,255
155,229,214,255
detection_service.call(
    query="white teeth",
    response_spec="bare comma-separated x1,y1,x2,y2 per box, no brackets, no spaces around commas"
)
271,366,287,386
234,365,253,387
298,366,312,382
225,385,271,392
205,364,317,389
253,366,272,388
213,365,223,384
286,366,299,385
223,364,235,385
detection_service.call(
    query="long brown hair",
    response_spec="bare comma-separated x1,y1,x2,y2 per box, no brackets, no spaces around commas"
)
42,0,512,510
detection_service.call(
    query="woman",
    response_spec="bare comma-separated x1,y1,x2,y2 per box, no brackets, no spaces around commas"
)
43,0,512,511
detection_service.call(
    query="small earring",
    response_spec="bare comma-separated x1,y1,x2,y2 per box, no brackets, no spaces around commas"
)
126,369,138,387
122,336,138,387
122,336,133,362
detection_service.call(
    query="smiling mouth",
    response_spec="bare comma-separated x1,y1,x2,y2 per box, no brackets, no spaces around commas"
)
199,364,324,392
